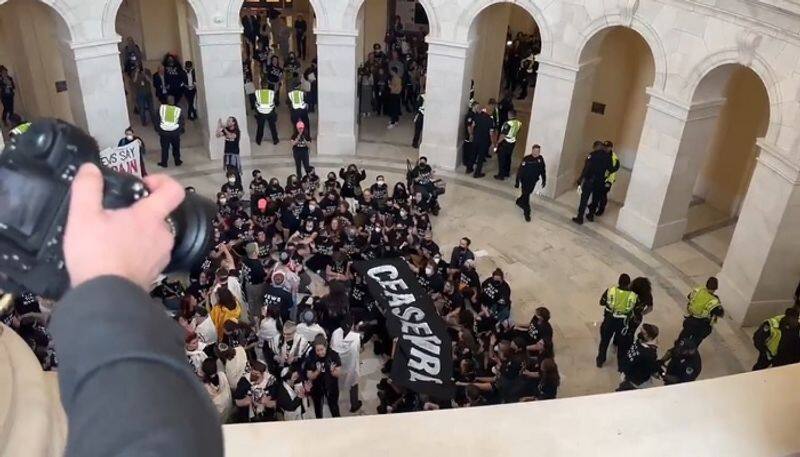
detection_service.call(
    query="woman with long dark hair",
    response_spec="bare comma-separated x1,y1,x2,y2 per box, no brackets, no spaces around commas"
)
216,116,242,178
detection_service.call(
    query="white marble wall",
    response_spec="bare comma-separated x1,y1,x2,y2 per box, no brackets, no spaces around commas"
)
316,31,358,157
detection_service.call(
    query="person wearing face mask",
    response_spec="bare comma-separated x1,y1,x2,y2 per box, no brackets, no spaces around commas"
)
221,172,244,201
392,182,409,202
323,172,342,195
418,259,445,295
300,198,324,225
249,169,268,210
301,166,320,195
266,177,285,203
617,323,660,391
117,127,147,177
339,164,367,203
319,191,340,217
290,121,313,178
419,231,440,258
370,175,389,204
183,61,198,120
481,269,512,323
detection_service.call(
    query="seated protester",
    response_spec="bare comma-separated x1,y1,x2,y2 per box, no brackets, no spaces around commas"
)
659,337,702,385
363,211,381,234
301,167,320,195
362,222,388,260
195,307,218,344
322,171,342,196
289,219,318,256
437,280,465,317
280,198,302,235
341,226,365,260
250,169,268,208
430,251,449,278
221,171,244,201
285,174,304,200
520,358,560,401
459,259,480,291
454,358,479,406
493,360,529,404
394,205,413,228
292,310,327,361
391,182,409,203
251,200,272,228
461,288,494,335
265,177,285,203
319,190,340,218
222,320,258,359
257,307,282,372
386,221,410,257
481,269,512,323
326,250,352,283
417,258,445,295
200,358,233,421
356,189,381,216
370,175,389,204
618,323,660,391
339,164,367,200
216,192,234,219
299,198,325,225
186,332,208,375
377,380,419,414
464,385,488,407
253,230,272,261
449,237,475,274
277,366,306,420
413,213,432,238
233,360,278,423
411,190,432,215
518,307,554,358
333,201,355,227
304,335,343,418
306,219,340,274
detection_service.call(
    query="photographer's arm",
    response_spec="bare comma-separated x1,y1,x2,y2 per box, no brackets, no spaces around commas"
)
50,165,223,457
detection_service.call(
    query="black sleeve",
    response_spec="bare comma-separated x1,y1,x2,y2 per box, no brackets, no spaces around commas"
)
578,154,590,183
233,377,251,400
540,158,547,186
50,276,223,457
753,323,770,351
277,385,302,411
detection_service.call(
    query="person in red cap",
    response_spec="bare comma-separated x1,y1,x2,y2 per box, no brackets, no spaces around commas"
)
290,120,313,178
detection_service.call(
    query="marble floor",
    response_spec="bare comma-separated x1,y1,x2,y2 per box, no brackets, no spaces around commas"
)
142,135,759,417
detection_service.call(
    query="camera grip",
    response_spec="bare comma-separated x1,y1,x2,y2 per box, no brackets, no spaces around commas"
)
100,168,150,210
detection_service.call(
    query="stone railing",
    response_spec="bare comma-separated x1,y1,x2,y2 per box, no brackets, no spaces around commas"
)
4,321,800,456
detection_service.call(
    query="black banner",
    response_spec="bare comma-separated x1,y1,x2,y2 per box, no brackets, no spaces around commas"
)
355,258,454,399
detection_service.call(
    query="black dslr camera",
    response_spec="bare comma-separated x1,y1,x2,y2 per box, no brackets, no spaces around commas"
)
0,119,216,299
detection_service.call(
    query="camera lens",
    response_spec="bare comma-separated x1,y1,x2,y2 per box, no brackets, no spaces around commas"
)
165,192,216,273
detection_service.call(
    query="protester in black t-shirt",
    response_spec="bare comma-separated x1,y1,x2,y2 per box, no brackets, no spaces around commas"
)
233,360,277,423
618,323,660,390
303,335,342,418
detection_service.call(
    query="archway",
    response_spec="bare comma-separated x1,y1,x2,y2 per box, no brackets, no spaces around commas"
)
0,0,80,140
114,0,206,162
355,0,430,153
677,64,769,264
239,0,319,151
463,1,541,177
557,26,655,216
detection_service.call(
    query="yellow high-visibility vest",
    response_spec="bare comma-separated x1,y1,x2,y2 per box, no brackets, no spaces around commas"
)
765,315,783,359
606,152,620,184
255,89,275,114
159,105,181,132
10,122,31,137
288,90,306,110
504,119,522,143
605,286,638,318
687,287,721,320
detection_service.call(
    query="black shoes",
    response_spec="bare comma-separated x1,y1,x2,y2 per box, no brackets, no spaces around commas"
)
524,214,531,222
596,357,604,368
572,217,583,225
586,214,594,222
473,173,485,178
465,168,474,174
494,174,506,180
273,139,280,145
349,401,363,413
175,160,183,167
157,162,168,168
595,210,605,217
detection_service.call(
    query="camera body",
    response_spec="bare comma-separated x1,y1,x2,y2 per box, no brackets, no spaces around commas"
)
0,119,216,299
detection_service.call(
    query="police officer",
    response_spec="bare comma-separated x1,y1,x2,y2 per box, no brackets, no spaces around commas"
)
411,93,424,149
254,85,279,145
572,141,612,225
8,114,30,137
154,96,184,167
677,277,724,347
288,83,310,137
660,337,701,384
469,105,495,179
592,140,620,217
752,307,800,370
514,144,546,222
596,273,638,368
494,109,522,180
462,102,479,170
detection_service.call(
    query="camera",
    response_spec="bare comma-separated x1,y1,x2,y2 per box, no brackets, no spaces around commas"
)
0,119,216,299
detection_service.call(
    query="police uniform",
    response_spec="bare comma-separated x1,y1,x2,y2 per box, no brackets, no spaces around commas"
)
573,148,612,224
677,287,722,347
412,94,424,149
288,88,311,136
9,121,31,137
462,108,477,169
752,313,800,370
514,153,546,220
155,103,184,167
494,118,522,179
596,285,638,367
592,150,620,216
254,89,279,145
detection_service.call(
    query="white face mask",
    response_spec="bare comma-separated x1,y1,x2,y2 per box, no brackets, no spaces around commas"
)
309,205,316,211
425,267,434,275
228,178,236,184
125,135,134,141
400,211,407,217
219,199,227,205
377,180,385,185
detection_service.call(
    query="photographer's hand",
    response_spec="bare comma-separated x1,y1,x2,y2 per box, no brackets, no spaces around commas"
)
64,164,185,290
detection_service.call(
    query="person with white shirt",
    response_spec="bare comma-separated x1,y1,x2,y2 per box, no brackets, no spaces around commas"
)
185,332,208,375
217,342,248,389
232,360,277,423
291,309,326,360
277,366,305,420
200,358,233,422
258,306,281,367
331,316,363,413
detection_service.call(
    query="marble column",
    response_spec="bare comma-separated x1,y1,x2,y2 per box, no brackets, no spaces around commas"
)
718,142,800,325
195,30,252,160
316,30,358,157
616,90,725,248
419,39,470,171
68,40,130,149
524,58,586,198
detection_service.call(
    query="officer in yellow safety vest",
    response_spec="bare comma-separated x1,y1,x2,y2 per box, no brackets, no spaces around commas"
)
592,140,621,217
154,96,184,167
254,87,279,146
8,114,30,137
493,110,522,181
287,84,311,137
411,93,425,149
596,273,639,368
752,307,800,370
677,277,724,347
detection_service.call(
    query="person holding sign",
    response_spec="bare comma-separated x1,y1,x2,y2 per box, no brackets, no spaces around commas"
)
117,127,147,177
154,96,184,167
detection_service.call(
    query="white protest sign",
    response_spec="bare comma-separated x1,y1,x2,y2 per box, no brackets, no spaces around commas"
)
99,141,142,177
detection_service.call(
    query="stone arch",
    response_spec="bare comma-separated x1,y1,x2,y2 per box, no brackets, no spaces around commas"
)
343,0,439,37
682,49,782,144
454,0,552,58
102,0,207,39
574,15,667,91
0,0,76,40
